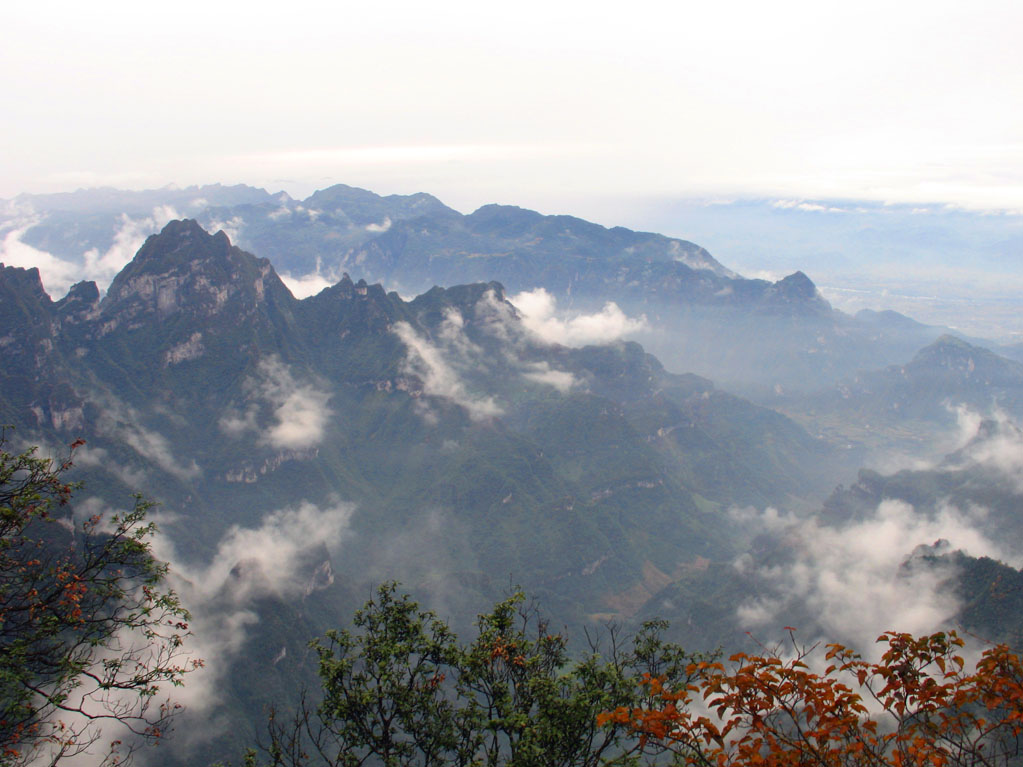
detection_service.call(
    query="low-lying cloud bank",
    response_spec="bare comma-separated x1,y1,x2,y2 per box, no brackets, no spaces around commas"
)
392,290,589,421
278,257,341,299
732,500,1006,655
509,287,647,346
732,408,1023,658
220,357,333,450
945,407,1023,494
93,396,201,482
149,499,353,747
394,310,504,422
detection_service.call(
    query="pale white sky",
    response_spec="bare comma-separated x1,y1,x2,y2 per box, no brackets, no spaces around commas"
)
4,0,1023,214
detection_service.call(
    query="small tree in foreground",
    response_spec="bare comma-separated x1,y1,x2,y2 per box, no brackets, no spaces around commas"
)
260,584,709,767
600,629,1023,767
0,438,197,767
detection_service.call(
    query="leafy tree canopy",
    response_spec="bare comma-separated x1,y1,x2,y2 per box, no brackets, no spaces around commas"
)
0,437,197,766
257,583,710,767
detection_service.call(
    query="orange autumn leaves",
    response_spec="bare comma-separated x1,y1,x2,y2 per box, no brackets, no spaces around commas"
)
600,630,1023,767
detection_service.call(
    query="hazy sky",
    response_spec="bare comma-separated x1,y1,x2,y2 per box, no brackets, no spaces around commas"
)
4,0,1023,215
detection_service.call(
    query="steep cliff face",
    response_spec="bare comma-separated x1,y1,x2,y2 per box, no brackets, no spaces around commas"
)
0,264,89,432
0,264,55,367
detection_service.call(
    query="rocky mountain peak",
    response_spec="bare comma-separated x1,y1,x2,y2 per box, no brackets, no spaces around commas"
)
125,218,231,273
303,184,454,223
466,204,544,235
99,219,292,328
0,263,50,304
756,270,831,317
58,280,100,306
312,272,387,300
911,335,978,367
855,308,926,331
906,335,1023,385
55,280,100,323
774,271,817,300
411,280,508,314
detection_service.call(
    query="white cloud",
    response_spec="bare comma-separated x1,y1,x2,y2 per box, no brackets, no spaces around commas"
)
746,269,789,283
165,501,351,604
81,206,180,291
365,216,391,232
227,144,570,170
770,199,849,213
218,407,257,437
509,288,647,347
150,500,352,723
522,362,576,392
267,204,292,221
393,319,502,421
944,407,1023,493
446,289,579,393
472,288,525,347
0,221,83,298
0,206,179,298
733,409,1023,658
279,270,333,299
91,398,200,482
73,444,148,488
220,357,333,450
735,498,1013,657
437,307,484,357
6,1,1023,213
117,421,201,482
266,388,331,450
206,214,243,244
279,256,340,299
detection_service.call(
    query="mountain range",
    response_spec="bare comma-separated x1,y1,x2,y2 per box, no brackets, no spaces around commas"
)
0,217,860,760
3,188,1023,764
4,184,964,397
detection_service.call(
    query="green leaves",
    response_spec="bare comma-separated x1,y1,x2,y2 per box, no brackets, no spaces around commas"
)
262,585,701,767
310,583,464,767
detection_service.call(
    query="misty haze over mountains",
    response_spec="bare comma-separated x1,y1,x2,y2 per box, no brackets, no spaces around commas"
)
7,183,1023,338
3,183,1007,399
4,183,1023,763
621,197,1023,339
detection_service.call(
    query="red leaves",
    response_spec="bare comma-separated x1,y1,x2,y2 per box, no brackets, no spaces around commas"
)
603,630,1023,767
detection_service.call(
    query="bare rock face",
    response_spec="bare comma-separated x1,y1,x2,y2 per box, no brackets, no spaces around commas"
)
100,220,289,329
52,280,102,335
163,332,205,365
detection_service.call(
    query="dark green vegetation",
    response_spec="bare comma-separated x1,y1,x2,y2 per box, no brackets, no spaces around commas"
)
253,583,705,767
0,439,194,767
